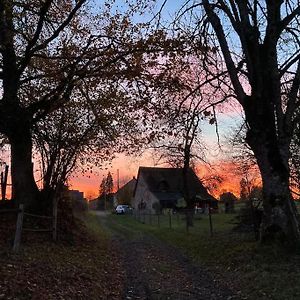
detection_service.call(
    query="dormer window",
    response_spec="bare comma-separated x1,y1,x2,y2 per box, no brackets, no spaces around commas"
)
158,180,169,192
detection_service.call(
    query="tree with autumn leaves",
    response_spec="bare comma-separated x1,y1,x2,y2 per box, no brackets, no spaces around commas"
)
148,57,219,227
98,172,114,210
0,0,169,210
1,0,300,246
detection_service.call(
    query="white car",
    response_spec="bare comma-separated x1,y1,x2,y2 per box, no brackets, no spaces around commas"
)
115,205,132,214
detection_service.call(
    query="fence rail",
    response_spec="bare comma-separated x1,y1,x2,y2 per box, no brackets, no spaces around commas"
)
0,208,21,214
1,201,58,253
132,209,214,235
24,212,54,219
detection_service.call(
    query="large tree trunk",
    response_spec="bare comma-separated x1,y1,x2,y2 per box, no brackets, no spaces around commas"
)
202,0,300,246
247,127,300,244
260,169,299,244
7,122,39,209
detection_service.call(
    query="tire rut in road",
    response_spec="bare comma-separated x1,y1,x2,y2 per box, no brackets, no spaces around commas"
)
115,236,238,300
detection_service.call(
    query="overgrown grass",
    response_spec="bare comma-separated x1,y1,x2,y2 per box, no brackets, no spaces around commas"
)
81,211,110,240
106,212,300,300
107,212,249,264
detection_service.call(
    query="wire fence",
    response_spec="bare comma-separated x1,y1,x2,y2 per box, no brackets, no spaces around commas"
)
0,202,58,252
132,209,214,235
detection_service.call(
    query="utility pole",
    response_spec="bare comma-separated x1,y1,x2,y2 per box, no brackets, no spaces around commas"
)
117,169,120,191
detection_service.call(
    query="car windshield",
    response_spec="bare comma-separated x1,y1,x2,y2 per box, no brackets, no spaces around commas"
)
117,205,127,209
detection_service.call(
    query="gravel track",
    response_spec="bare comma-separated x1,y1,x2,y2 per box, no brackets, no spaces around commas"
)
95,212,239,300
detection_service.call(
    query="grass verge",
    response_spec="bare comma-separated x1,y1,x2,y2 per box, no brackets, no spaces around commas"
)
108,213,300,300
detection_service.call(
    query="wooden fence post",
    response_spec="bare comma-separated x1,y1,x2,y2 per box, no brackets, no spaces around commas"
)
3,165,8,200
1,172,3,201
169,211,172,229
13,204,24,252
143,213,146,224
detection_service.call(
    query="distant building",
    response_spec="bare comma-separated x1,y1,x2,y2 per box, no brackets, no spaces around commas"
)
219,192,237,213
68,190,84,202
97,193,114,210
88,198,98,210
68,189,87,210
132,167,217,213
114,177,137,206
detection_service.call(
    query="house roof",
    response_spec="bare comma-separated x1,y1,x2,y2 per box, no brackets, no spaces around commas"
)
134,166,216,201
115,177,137,196
152,192,182,202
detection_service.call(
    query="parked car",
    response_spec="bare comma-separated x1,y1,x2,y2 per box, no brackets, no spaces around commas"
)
115,205,132,214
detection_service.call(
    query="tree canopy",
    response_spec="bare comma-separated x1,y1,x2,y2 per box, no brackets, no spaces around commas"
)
0,0,167,209
169,0,300,244
1,0,300,246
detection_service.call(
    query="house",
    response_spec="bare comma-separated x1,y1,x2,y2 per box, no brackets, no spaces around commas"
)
88,198,98,210
114,177,137,206
219,192,237,213
68,189,87,210
97,192,114,210
132,167,217,213
68,189,84,202
68,190,85,203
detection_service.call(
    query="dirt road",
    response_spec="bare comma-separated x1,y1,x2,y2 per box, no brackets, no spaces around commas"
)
95,212,239,300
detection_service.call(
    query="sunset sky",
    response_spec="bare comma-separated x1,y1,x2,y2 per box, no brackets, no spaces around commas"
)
0,89,247,201
69,109,248,200
0,1,258,202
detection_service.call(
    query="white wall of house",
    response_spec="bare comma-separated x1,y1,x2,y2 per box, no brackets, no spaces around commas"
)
133,174,159,214
113,195,118,207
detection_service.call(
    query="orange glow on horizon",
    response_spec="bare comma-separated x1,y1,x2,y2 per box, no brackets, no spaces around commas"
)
0,152,260,201
195,162,244,198
69,154,259,200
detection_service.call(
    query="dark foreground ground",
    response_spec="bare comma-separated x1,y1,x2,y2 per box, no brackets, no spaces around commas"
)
97,211,237,300
99,211,300,300
0,211,237,299
0,213,124,299
2,210,300,299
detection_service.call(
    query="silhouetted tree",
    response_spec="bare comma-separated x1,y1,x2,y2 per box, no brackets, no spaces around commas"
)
0,0,165,210
175,1,300,244
105,172,114,195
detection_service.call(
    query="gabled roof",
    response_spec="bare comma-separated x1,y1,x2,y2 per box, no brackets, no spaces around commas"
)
115,177,137,196
134,166,216,201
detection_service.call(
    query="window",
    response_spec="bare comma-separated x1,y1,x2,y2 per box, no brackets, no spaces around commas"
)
158,180,169,192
